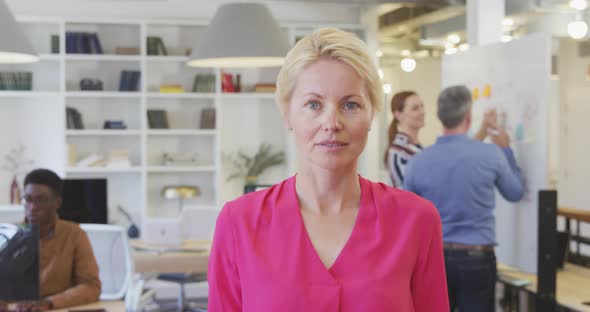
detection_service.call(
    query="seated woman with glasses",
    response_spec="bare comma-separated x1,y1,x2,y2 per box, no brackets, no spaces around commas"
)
0,169,101,312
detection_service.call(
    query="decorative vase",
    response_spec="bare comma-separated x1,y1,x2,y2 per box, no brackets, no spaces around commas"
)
10,175,21,205
245,175,258,186
127,224,140,238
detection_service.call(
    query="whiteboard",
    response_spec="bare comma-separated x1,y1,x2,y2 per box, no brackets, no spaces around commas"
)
442,33,551,273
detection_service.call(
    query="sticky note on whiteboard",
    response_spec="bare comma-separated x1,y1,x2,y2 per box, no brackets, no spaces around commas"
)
483,84,492,98
473,88,479,100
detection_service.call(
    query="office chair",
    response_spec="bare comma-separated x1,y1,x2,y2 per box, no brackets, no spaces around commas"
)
0,223,18,248
80,224,133,300
156,208,218,312
157,272,208,312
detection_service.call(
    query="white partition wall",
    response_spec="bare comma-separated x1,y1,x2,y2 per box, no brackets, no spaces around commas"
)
442,33,551,273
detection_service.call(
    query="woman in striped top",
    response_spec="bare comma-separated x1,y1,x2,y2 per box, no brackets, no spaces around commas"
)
385,91,425,188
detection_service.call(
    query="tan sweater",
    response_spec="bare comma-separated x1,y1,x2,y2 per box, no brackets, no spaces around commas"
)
40,219,101,309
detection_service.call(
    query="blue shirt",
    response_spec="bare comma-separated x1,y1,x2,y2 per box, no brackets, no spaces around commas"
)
404,134,524,245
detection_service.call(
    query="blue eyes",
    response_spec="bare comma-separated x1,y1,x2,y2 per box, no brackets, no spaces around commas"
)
305,101,360,111
343,102,359,110
306,101,320,110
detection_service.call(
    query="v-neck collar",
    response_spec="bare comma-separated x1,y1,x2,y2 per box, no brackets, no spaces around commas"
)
290,174,369,281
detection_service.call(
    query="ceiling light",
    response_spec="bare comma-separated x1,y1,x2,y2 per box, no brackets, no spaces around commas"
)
568,20,588,39
0,0,39,64
376,50,383,58
501,35,513,42
400,57,416,73
401,50,411,57
188,3,290,67
569,0,588,10
447,34,461,44
458,43,469,51
502,18,514,27
378,68,384,79
383,83,392,94
445,47,458,55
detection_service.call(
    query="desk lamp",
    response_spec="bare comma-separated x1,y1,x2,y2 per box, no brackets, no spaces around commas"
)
161,185,200,214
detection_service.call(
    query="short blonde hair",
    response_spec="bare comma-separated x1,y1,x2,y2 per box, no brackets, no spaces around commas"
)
275,28,382,114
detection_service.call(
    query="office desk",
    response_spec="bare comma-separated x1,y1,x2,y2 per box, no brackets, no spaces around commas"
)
498,262,590,311
50,301,124,312
131,240,210,274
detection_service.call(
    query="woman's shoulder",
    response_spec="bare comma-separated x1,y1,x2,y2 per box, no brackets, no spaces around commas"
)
220,176,294,223
363,177,440,222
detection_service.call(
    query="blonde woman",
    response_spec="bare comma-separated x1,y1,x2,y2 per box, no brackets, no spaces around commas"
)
208,28,449,311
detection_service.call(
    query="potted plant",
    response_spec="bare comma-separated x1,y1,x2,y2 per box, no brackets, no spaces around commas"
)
226,143,285,185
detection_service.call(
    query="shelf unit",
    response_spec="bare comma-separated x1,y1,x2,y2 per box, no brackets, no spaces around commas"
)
0,17,365,238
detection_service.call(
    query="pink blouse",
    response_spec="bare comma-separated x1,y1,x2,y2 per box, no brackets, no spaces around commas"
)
208,175,449,311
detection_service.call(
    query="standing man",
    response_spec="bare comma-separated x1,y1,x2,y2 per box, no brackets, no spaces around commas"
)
404,85,524,311
1,169,101,311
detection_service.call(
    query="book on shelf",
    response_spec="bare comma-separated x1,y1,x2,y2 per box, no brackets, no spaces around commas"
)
199,108,216,129
51,34,59,54
221,72,235,93
76,154,107,168
0,72,33,91
66,32,103,54
146,36,167,56
115,47,140,55
119,70,140,92
66,107,84,129
159,84,185,93
103,120,127,129
147,109,169,129
254,83,276,93
107,150,131,168
192,74,215,93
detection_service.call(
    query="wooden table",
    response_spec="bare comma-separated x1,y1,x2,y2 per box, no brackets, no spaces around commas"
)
49,300,124,311
498,262,590,311
131,239,211,274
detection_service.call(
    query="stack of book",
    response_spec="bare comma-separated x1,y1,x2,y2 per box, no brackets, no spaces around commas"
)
147,37,168,56
159,84,184,93
192,74,216,93
119,70,140,92
66,32,103,54
0,72,33,90
254,83,276,93
115,47,140,55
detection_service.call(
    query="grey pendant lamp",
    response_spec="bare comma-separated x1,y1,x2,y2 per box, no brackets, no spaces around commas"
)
0,0,38,64
187,2,290,68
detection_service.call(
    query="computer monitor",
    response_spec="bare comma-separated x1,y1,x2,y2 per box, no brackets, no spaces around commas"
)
244,184,272,194
0,224,39,301
59,178,108,224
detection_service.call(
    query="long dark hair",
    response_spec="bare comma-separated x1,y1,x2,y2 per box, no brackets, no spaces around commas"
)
384,91,417,165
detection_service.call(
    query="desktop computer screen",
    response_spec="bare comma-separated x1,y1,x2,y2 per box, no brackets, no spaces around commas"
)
59,178,108,224
0,224,39,301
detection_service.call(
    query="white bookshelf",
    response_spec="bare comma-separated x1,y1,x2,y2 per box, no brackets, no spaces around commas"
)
66,130,141,136
66,167,142,174
65,54,141,62
0,91,60,98
146,92,215,99
220,93,275,100
147,56,190,62
146,129,216,136
0,17,365,236
147,166,216,173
